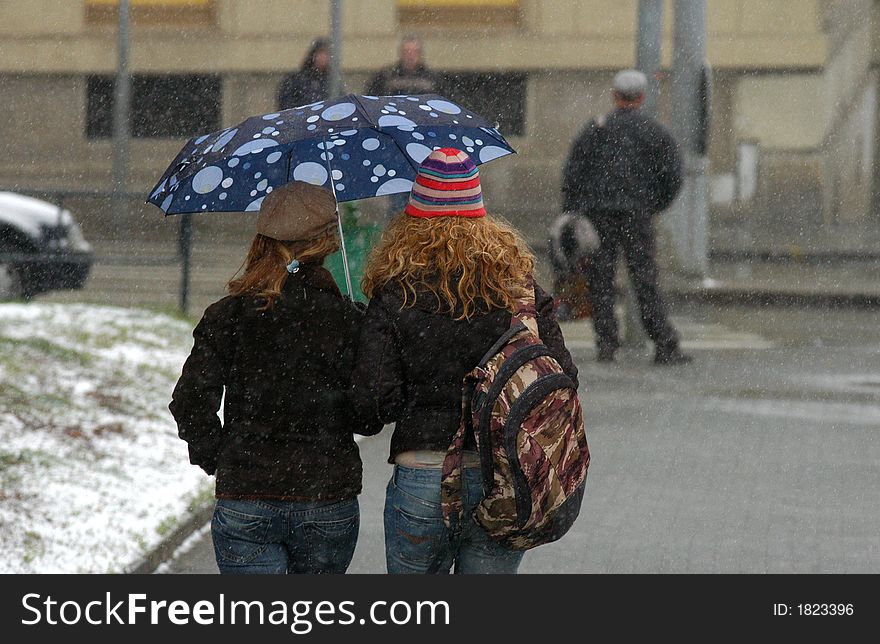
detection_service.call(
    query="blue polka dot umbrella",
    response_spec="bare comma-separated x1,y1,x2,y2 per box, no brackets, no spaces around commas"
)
147,93,515,214
146,93,516,294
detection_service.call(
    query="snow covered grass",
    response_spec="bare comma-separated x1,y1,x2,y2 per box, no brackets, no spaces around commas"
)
0,303,211,573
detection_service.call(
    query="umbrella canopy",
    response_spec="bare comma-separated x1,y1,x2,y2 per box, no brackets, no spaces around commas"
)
147,93,515,215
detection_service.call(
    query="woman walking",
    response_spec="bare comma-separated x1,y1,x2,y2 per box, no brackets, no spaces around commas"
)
352,148,579,574
170,180,380,574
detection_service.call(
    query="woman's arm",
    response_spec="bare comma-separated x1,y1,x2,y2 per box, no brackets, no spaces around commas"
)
335,300,385,436
168,300,237,475
350,293,406,425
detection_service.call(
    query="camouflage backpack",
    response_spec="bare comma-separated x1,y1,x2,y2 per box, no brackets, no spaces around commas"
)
440,277,590,550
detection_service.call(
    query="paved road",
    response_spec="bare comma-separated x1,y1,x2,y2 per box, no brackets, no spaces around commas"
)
159,304,880,574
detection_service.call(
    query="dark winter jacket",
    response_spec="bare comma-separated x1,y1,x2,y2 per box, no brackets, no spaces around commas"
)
561,107,682,217
169,265,381,501
278,69,329,110
350,281,578,463
365,63,440,97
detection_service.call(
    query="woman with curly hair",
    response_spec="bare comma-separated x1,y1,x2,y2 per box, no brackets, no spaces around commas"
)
351,148,578,574
170,180,381,574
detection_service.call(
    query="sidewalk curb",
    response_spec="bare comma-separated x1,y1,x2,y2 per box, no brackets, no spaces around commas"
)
709,249,880,264
667,287,880,309
124,497,214,575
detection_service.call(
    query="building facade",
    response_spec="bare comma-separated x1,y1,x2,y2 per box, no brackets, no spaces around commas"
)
0,0,877,252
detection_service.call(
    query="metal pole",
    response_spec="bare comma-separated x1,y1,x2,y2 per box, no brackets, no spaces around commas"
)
636,0,664,118
113,0,131,235
619,0,667,347
329,0,343,99
179,215,193,314
871,74,880,219
327,5,353,297
669,0,709,278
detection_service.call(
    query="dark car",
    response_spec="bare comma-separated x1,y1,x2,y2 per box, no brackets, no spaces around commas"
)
0,192,94,299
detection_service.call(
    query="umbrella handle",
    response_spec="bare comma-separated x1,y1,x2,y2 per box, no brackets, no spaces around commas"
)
335,207,354,299
321,137,354,298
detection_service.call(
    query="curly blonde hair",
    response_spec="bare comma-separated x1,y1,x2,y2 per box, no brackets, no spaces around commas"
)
362,215,535,319
228,232,339,309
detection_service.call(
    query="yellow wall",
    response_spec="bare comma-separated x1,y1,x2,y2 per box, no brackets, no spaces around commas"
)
0,0,828,72
734,75,826,149
0,0,874,231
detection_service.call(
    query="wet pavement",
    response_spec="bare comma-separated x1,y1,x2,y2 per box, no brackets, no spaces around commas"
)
158,304,880,574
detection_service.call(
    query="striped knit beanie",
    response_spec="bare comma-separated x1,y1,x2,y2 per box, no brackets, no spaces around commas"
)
404,148,486,218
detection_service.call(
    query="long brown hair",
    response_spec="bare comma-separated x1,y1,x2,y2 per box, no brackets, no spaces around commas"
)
362,215,535,320
228,233,339,309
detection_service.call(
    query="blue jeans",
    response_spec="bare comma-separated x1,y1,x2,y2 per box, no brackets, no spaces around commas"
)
211,498,359,574
384,465,525,574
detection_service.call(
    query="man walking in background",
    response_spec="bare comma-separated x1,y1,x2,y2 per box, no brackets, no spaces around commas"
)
561,69,692,365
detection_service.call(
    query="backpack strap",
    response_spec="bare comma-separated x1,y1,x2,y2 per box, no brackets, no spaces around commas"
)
511,274,539,336
440,374,475,531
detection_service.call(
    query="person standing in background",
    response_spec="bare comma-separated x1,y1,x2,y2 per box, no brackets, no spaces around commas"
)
366,35,442,218
365,34,440,97
278,38,331,110
561,69,692,366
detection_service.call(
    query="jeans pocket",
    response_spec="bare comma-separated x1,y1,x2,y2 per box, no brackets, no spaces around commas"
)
392,506,447,569
303,513,359,539
300,504,359,574
211,503,272,565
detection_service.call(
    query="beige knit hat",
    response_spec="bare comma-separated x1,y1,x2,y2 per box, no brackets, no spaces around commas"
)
256,181,338,242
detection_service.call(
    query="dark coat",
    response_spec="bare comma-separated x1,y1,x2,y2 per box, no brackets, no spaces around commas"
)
169,265,381,501
277,69,329,110
350,281,578,463
561,107,683,217
365,63,440,97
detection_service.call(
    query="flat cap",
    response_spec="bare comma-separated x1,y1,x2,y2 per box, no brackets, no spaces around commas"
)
612,69,648,100
256,180,338,242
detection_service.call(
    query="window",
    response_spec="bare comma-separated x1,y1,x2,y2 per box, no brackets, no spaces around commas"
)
86,74,222,139
85,0,215,26
397,0,521,27
440,72,527,136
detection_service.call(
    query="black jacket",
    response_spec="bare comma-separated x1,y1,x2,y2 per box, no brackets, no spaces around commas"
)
169,265,381,501
365,63,440,97
278,69,328,110
562,107,682,217
350,282,578,463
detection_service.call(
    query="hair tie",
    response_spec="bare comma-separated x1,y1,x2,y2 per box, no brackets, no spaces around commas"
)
286,259,300,274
